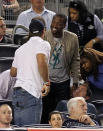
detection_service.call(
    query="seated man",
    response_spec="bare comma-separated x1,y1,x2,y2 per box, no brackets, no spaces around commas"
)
56,82,97,117
0,16,13,44
0,69,16,100
48,111,63,128
0,104,13,128
63,97,98,127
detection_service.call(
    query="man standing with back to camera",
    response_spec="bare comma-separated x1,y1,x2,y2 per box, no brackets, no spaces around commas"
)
10,19,51,126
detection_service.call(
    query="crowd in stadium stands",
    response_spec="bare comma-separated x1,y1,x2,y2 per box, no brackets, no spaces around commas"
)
0,0,103,129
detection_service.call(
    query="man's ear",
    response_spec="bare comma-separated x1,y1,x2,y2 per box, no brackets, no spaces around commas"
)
71,106,75,113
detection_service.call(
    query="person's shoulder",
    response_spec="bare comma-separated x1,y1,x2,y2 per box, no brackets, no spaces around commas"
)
45,29,52,35
44,30,53,39
98,63,103,70
64,30,78,38
18,8,31,17
43,39,51,49
45,8,55,15
3,35,13,44
94,14,99,19
87,102,97,112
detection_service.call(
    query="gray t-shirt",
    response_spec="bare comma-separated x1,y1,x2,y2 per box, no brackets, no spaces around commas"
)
49,38,69,83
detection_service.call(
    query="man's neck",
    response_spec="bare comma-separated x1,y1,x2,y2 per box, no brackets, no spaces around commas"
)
0,123,10,128
69,115,79,120
32,6,44,14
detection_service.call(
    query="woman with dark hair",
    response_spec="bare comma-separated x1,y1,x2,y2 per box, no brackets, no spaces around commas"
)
80,48,103,101
68,0,103,51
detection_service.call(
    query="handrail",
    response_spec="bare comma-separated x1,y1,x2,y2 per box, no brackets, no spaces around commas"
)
12,25,29,44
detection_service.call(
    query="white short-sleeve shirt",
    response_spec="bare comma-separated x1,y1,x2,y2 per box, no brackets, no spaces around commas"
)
12,36,51,98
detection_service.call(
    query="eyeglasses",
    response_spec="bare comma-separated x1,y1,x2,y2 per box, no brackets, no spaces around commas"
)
0,24,6,28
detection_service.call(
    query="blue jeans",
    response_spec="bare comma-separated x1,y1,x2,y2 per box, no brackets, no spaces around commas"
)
12,87,42,127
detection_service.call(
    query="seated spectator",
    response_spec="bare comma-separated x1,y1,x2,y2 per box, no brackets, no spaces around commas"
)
0,104,13,128
56,82,97,116
63,97,98,128
0,16,13,44
48,111,63,128
0,69,16,100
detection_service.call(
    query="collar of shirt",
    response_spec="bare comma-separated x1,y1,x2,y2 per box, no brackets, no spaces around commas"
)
27,6,49,16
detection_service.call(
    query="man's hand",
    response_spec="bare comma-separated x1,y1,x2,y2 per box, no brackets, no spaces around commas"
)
79,115,96,126
41,84,50,97
41,81,50,97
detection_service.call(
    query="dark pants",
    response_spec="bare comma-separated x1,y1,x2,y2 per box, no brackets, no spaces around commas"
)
41,79,70,124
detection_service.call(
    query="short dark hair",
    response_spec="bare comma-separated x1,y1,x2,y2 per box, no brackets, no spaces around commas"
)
48,111,63,121
53,13,67,25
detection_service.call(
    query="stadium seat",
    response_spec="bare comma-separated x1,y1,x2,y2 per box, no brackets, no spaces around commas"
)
0,57,13,73
12,25,29,45
91,100,103,114
0,44,19,57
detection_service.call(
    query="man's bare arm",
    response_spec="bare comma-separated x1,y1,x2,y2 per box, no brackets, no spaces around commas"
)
36,53,49,82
